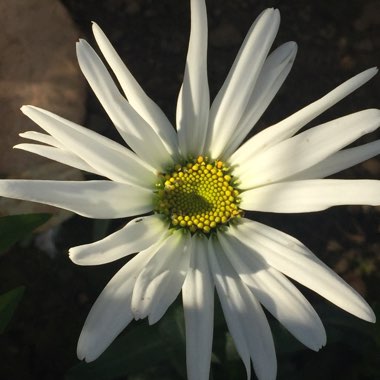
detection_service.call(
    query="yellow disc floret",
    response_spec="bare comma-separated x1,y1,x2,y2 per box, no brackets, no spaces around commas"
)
155,156,242,234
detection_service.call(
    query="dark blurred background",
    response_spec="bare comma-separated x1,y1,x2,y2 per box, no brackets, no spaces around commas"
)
0,0,379,379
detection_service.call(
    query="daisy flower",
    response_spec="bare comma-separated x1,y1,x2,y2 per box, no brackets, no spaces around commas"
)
0,1,379,379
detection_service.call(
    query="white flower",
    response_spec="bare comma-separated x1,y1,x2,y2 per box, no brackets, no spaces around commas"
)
0,1,379,379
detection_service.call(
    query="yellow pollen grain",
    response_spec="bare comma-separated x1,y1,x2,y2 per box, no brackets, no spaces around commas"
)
155,155,242,234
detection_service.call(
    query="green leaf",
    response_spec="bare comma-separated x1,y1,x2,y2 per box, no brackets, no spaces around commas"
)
0,213,51,254
66,322,162,380
317,302,377,351
157,304,186,378
66,303,188,380
66,320,177,380
0,286,25,333
92,219,111,241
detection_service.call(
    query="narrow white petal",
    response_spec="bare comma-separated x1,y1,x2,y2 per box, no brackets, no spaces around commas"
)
182,236,214,380
208,238,277,380
176,0,210,156
208,240,250,378
206,9,280,158
69,215,168,265
289,140,380,180
231,67,378,164
14,144,100,174
77,245,157,362
237,109,380,189
147,234,191,324
240,179,380,213
131,231,191,323
218,232,326,351
228,219,376,322
76,39,173,170
19,131,66,149
21,105,155,188
92,23,179,158
0,180,153,218
223,41,297,158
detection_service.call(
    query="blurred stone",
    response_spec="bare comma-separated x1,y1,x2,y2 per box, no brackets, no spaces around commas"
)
0,162,83,230
0,0,86,226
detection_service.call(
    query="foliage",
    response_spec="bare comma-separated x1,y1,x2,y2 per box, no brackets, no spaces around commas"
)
0,213,50,254
0,213,50,334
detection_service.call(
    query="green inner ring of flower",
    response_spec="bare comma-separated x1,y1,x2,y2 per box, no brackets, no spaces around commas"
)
154,156,242,234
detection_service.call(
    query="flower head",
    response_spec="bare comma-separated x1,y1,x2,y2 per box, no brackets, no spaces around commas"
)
1,1,379,379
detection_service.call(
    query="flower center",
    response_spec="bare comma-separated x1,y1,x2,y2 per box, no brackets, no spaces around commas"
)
154,156,242,234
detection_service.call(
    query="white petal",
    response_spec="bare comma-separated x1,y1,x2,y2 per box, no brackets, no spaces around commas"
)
231,67,378,164
240,179,380,213
0,180,153,218
131,231,191,323
77,245,157,362
206,9,280,158
14,144,100,174
223,41,297,158
218,231,326,351
69,215,168,265
289,140,380,180
21,105,155,188
76,40,174,170
148,232,191,324
92,23,179,158
19,131,66,149
208,238,277,380
176,0,210,157
182,236,214,380
236,109,380,189
208,240,250,378
228,219,376,322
